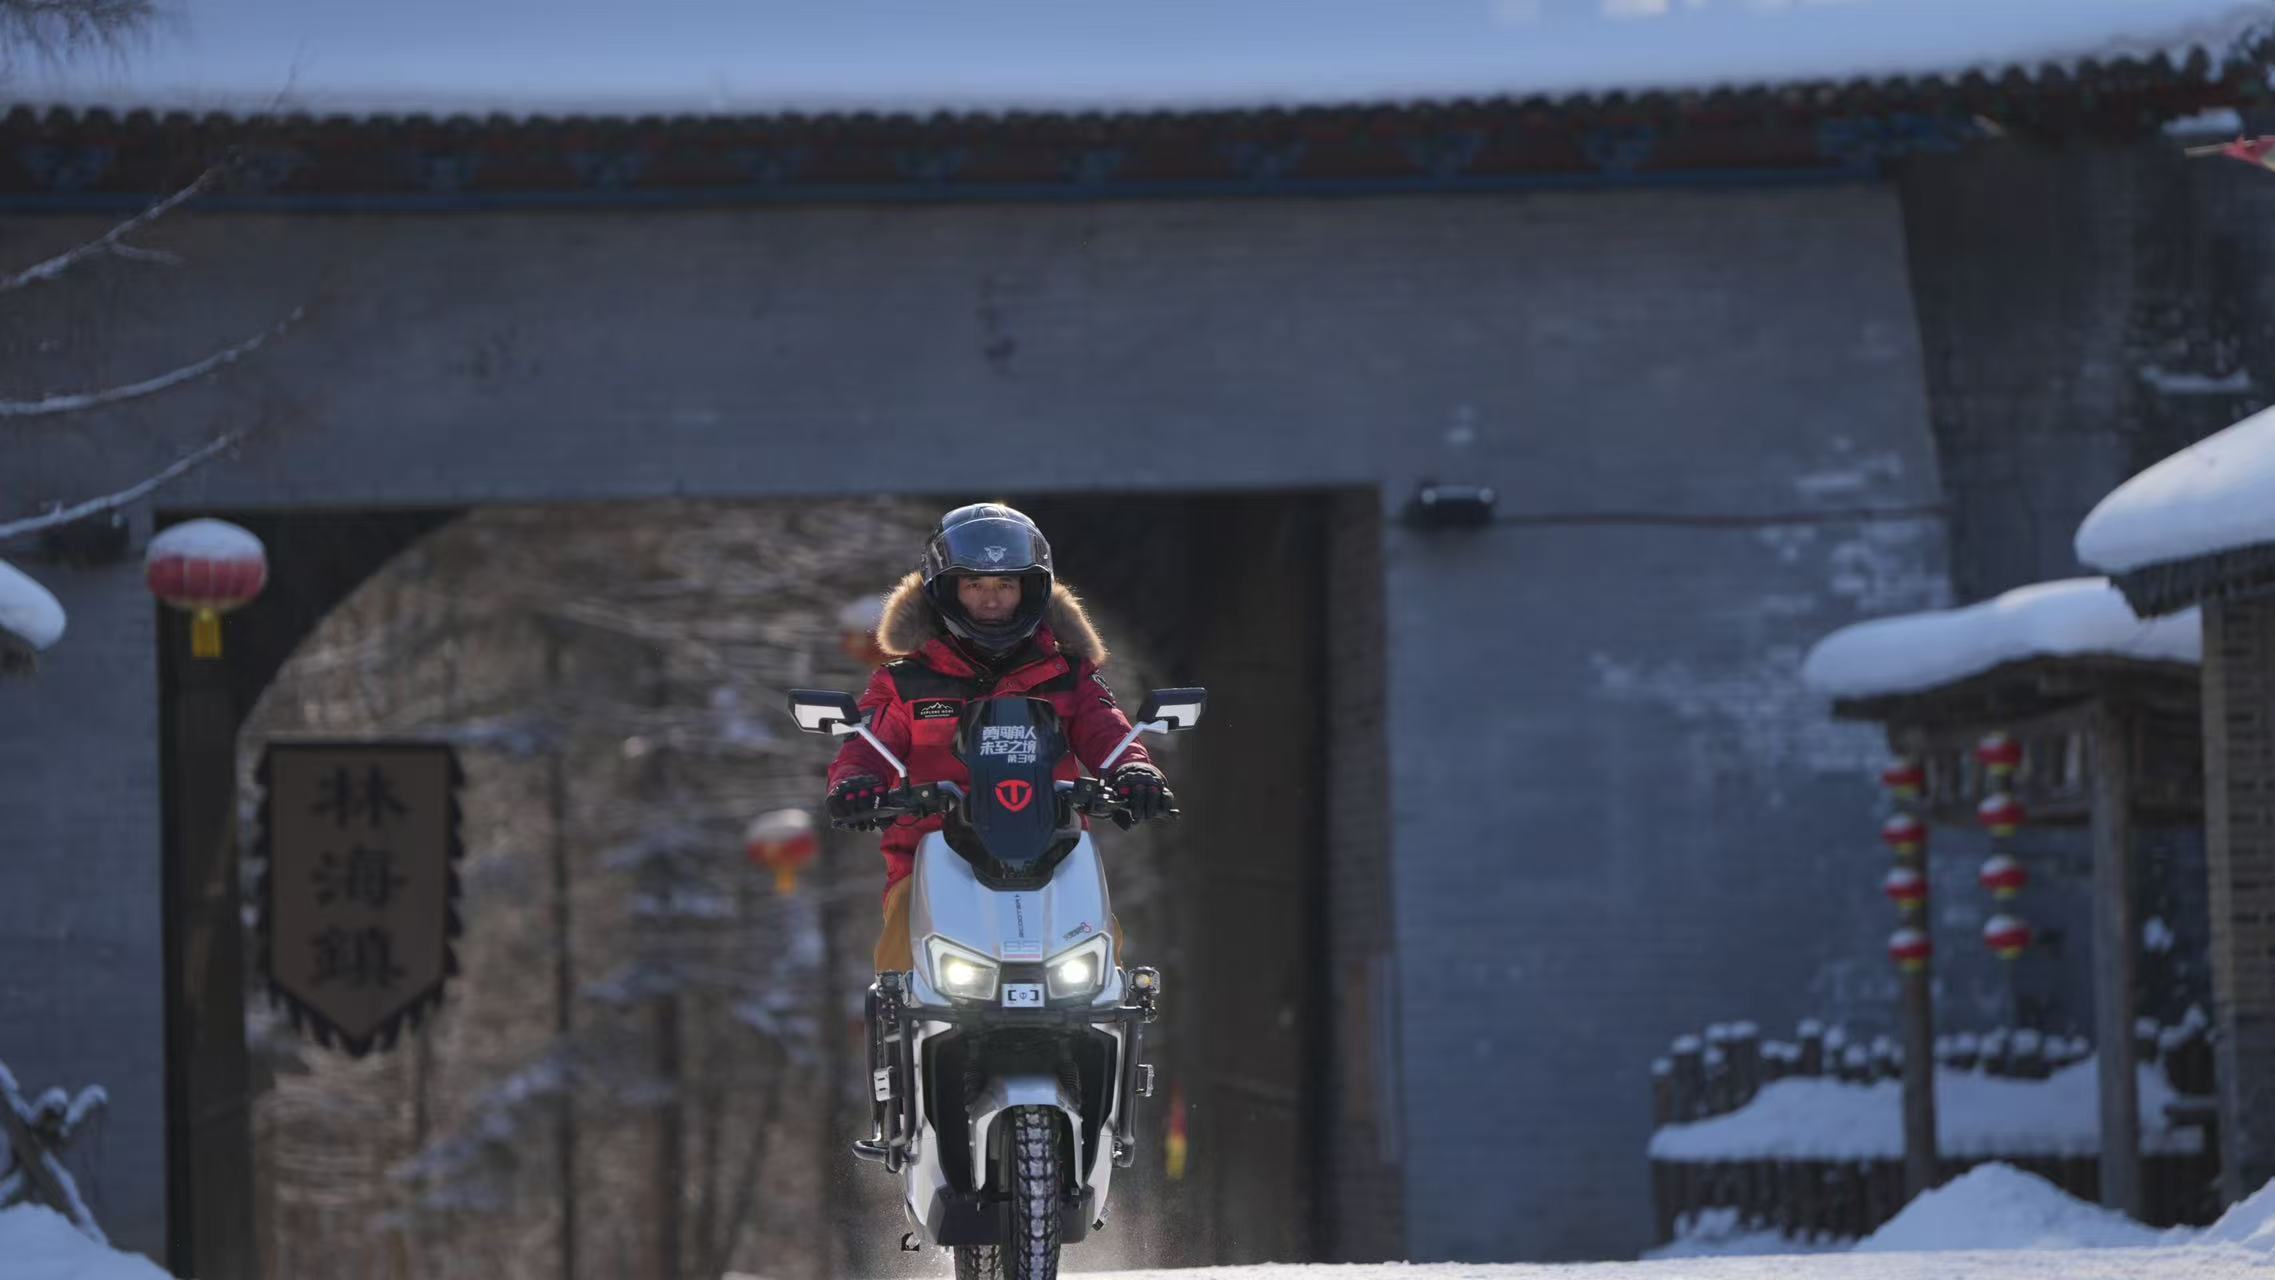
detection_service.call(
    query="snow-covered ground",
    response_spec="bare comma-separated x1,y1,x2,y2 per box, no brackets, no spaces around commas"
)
17,1165,2271,1279
0,1206,168,1280
2077,401,2275,575
1801,578,2198,700
1853,1164,2166,1252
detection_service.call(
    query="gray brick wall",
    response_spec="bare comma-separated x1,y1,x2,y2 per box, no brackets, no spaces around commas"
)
5,182,1942,1262
1895,141,2275,603
0,552,168,1256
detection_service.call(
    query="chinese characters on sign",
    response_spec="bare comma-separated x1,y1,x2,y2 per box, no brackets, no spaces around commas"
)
261,743,461,1056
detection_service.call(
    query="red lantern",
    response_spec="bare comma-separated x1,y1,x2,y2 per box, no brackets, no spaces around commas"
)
1881,813,1927,857
1888,927,1932,973
1880,758,1925,799
1976,732,2022,780
1978,855,2028,899
838,596,889,668
1977,793,2025,837
145,519,267,660
745,808,819,894
1983,913,2033,960
1882,866,1927,914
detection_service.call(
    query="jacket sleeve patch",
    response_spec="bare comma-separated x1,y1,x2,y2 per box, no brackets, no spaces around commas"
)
912,698,961,721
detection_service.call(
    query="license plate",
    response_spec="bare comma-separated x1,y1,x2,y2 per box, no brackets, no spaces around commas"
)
1001,983,1044,1009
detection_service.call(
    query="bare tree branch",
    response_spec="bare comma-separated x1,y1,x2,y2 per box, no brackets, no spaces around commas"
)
0,0,150,58
0,306,302,418
0,167,216,294
0,430,242,543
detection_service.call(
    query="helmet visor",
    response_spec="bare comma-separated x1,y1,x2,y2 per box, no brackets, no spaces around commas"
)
924,518,1053,580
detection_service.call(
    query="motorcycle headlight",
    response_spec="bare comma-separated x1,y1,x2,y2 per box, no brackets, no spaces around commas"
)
1046,935,1111,1001
925,936,1000,1003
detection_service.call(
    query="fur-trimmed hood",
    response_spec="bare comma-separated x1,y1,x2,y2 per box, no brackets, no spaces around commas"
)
876,571,1107,666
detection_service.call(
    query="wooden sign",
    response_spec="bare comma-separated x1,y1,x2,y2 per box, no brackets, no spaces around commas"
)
257,741,463,1056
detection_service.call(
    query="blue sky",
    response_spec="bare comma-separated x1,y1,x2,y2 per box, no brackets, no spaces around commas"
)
11,0,2266,115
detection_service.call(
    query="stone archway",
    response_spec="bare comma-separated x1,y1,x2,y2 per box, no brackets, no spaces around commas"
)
159,493,1378,1279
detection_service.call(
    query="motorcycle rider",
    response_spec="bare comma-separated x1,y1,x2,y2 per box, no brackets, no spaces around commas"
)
826,503,1173,972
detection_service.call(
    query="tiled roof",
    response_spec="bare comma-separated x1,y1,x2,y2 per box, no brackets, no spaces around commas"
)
3,46,2262,204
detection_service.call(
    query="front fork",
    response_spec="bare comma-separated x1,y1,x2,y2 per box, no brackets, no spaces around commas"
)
861,968,1164,1175
865,973,918,1172
1113,967,1162,1168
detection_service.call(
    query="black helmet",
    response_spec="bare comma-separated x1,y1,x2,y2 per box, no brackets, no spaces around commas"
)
919,503,1054,652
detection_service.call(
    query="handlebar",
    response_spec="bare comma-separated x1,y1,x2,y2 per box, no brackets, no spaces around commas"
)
828,778,1178,830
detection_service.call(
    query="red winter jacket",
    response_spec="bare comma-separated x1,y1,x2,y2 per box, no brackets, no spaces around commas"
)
828,573,1157,890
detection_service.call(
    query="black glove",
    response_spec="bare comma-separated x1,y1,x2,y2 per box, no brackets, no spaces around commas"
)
827,775,889,829
1108,763,1172,827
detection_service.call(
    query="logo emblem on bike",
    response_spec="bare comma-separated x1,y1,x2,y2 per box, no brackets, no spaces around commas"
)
995,779,1034,812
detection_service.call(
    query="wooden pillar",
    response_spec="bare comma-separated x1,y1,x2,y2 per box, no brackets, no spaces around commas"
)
161,625,258,1280
2090,701,2143,1217
2201,596,2275,1203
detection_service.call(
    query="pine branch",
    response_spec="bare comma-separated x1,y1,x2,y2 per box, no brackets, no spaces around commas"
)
0,306,301,418
0,167,216,294
0,431,241,543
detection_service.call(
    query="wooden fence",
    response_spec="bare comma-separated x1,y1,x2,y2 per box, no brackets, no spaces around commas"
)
1647,1014,2222,1245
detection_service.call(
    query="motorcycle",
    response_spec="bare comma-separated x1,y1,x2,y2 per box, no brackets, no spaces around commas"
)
786,685,1205,1280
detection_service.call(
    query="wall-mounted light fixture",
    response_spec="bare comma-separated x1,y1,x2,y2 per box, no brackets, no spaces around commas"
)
1401,481,1498,530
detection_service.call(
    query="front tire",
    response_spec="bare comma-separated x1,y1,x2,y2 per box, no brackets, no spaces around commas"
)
1004,1106,1062,1280
955,1245,1000,1280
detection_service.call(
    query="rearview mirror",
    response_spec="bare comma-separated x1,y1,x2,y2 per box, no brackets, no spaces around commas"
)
786,689,861,734
1135,688,1207,731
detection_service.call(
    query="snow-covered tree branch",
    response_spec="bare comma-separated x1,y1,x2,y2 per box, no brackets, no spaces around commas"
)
0,431,242,544
0,307,301,419
0,167,216,295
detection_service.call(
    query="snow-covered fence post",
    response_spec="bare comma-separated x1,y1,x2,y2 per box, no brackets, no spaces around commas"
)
1703,1024,1734,1115
0,1059,108,1244
1795,1019,1825,1077
1667,1035,1704,1123
1727,1022,1762,1106
2010,1028,2048,1081
1950,1031,1980,1072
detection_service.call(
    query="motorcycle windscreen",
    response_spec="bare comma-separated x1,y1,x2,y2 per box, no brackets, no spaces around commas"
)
953,697,1068,869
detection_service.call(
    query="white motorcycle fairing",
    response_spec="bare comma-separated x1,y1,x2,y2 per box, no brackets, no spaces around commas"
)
886,828,1146,1248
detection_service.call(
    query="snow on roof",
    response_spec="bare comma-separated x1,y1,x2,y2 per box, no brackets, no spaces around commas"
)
2077,401,2275,575
0,558,66,652
1646,1059,2201,1162
14,0,2271,118
1854,1163,2165,1253
1800,578,2199,701
0,1205,171,1279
